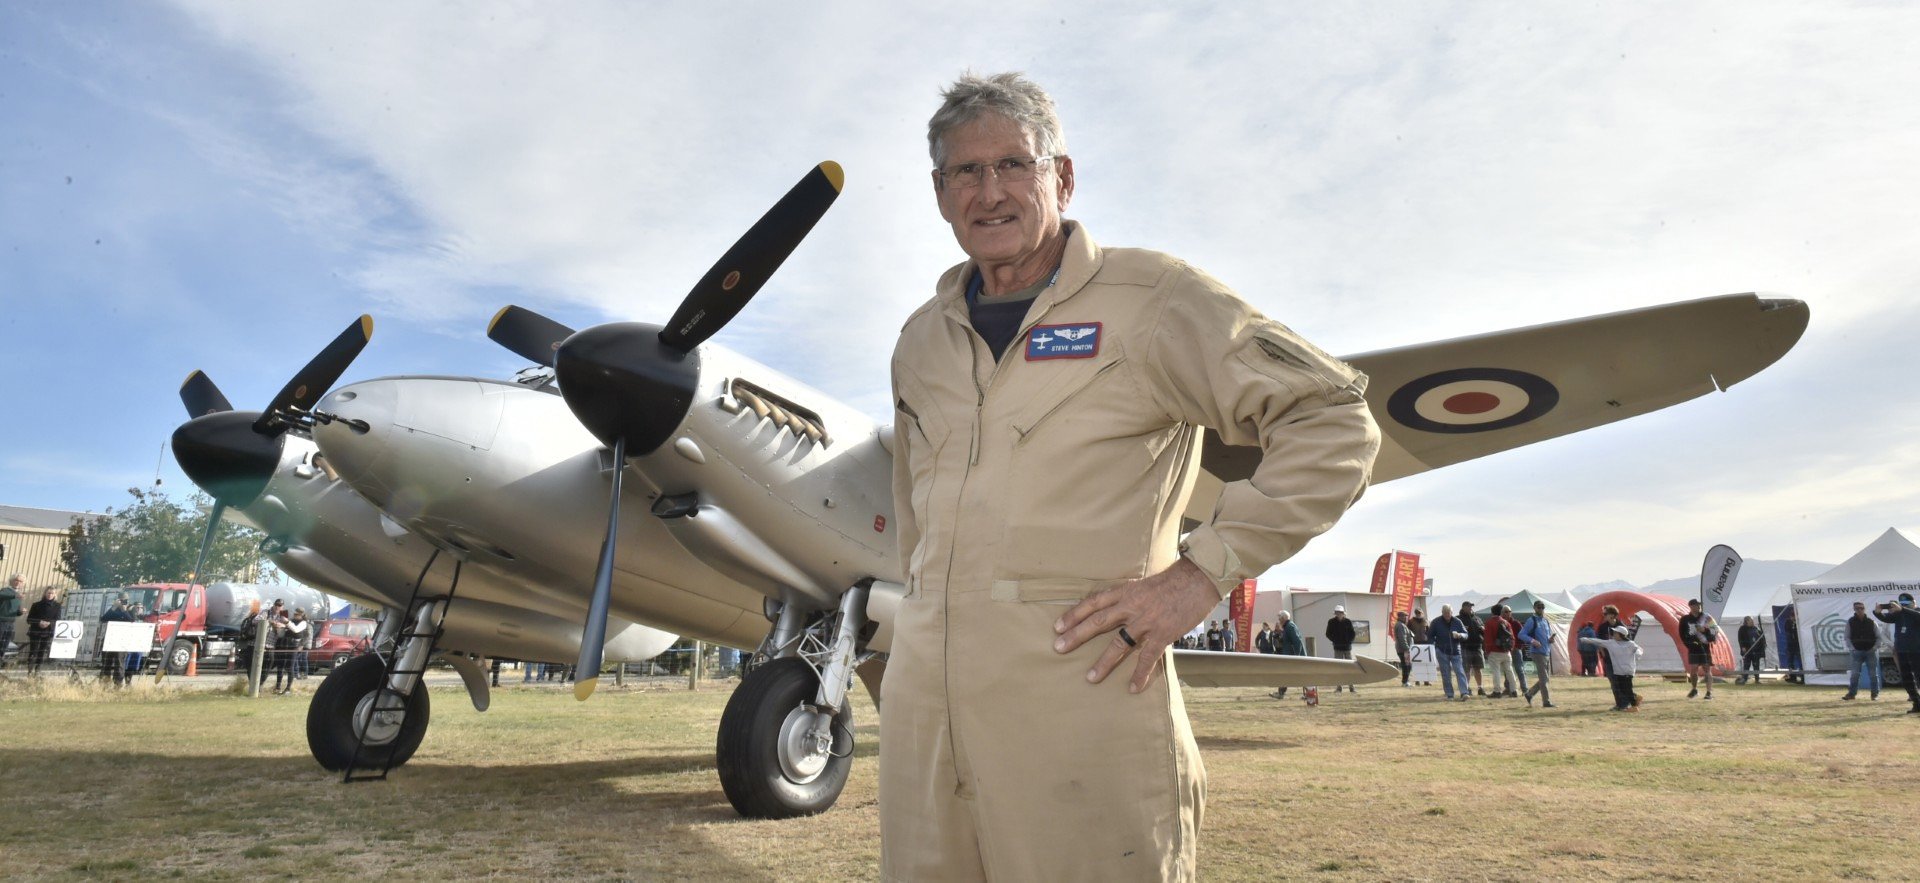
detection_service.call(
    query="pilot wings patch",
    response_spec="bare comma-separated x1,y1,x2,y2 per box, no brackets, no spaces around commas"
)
1026,323,1102,360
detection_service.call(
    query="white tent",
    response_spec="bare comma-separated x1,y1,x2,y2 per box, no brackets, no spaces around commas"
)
1788,528,1920,686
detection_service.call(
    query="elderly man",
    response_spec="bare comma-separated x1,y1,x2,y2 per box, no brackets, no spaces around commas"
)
884,71,1379,880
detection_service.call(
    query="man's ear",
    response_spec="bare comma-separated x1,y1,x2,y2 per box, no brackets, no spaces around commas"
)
1055,155,1075,212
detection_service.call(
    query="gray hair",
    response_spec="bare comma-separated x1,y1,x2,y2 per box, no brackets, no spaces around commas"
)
927,71,1068,167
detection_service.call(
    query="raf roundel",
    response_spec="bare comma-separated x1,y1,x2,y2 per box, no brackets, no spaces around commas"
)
1386,368,1559,434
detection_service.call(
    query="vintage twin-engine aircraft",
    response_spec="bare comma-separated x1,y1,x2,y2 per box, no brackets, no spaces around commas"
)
174,160,1807,818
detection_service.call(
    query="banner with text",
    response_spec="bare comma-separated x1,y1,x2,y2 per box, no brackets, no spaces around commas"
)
1700,544,1742,624
1368,553,1392,593
1231,580,1257,652
1391,552,1423,620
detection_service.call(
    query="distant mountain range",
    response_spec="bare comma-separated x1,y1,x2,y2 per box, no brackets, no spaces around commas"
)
1431,559,1834,619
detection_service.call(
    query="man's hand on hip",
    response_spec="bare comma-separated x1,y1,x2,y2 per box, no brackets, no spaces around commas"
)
1052,557,1220,693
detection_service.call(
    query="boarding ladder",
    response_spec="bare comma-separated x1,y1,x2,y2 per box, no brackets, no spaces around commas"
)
343,550,463,783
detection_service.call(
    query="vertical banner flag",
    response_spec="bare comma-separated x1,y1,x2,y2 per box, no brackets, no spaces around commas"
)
1391,552,1423,620
1368,553,1392,593
1231,579,1257,652
1700,544,1743,624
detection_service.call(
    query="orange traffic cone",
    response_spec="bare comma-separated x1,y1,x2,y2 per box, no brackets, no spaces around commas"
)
187,654,198,678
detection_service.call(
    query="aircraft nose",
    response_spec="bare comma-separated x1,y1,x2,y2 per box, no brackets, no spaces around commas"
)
171,410,284,507
312,380,398,493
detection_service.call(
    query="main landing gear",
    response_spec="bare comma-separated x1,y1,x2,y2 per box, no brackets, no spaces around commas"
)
716,581,875,818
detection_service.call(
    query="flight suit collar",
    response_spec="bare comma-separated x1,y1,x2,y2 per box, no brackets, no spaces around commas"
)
936,220,1104,329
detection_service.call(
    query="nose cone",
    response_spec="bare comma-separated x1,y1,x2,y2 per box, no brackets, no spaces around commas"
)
172,411,283,507
553,322,701,455
311,380,398,495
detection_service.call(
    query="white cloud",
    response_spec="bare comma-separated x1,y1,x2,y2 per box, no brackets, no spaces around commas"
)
133,1,1920,593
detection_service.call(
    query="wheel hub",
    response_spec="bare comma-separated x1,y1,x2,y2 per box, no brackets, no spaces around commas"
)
776,704,834,784
352,691,407,746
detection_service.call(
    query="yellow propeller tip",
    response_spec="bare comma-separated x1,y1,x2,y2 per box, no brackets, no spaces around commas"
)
574,680,598,702
488,305,513,335
180,370,204,390
818,161,844,192
358,315,374,340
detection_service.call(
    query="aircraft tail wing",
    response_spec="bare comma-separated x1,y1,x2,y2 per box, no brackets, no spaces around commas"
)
1197,293,1807,491
1170,650,1401,688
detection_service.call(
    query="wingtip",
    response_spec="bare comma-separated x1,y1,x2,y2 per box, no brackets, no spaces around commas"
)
818,160,845,192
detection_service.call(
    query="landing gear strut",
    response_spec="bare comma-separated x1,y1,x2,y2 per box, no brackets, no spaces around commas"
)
716,582,873,818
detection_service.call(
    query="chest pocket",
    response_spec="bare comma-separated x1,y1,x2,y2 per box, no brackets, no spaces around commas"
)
1007,345,1130,443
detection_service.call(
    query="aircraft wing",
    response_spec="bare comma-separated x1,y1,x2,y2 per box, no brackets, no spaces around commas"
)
1198,293,1808,490
1171,650,1401,688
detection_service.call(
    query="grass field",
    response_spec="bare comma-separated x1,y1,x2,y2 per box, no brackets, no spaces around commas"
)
2,671,1916,881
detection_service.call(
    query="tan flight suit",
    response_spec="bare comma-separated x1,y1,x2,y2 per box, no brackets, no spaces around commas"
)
881,221,1379,881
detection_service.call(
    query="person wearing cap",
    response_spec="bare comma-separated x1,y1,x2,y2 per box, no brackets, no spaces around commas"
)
1519,599,1557,708
1580,625,1644,711
1842,600,1882,701
1871,593,1920,713
1458,601,1486,696
1325,606,1357,692
1678,598,1718,700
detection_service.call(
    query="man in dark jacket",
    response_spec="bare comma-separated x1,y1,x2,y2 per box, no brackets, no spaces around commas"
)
1325,606,1358,692
1872,593,1920,714
1843,600,1882,701
0,574,23,669
1429,605,1471,701
26,587,61,675
1255,623,1276,655
98,596,137,688
1459,602,1486,696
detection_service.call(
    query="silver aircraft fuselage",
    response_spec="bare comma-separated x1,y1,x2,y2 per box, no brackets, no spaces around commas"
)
311,346,899,650
236,433,680,664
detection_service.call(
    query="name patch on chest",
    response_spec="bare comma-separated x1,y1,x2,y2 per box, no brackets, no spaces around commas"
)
1025,323,1102,360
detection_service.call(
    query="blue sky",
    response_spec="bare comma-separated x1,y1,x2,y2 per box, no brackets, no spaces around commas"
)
5,2,1919,596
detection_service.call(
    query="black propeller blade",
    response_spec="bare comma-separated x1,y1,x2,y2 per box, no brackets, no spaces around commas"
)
180,370,234,417
254,315,374,434
482,165,844,695
174,316,374,511
575,435,626,701
658,161,843,352
488,305,576,368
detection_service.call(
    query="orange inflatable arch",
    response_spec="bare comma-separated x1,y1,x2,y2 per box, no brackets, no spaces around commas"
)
1568,590,1736,675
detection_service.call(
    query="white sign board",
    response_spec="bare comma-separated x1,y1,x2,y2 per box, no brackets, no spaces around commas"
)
1409,643,1437,683
102,621,156,653
50,620,84,659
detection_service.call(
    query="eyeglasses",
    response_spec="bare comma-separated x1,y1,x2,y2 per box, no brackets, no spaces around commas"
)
934,154,1061,189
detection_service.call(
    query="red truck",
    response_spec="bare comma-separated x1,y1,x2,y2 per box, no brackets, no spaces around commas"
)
120,582,375,674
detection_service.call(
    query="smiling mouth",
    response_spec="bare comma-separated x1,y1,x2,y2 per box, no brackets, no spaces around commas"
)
974,216,1016,227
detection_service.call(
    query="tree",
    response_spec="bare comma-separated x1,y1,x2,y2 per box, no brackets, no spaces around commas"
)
58,488,265,588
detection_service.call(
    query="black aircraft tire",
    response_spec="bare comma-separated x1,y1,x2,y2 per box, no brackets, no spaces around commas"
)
716,657,852,819
306,653,430,772
164,639,195,675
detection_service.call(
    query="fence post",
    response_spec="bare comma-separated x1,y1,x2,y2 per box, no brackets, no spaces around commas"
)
689,640,703,691
248,617,269,698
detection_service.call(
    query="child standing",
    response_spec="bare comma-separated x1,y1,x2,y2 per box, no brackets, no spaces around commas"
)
1580,625,1645,711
